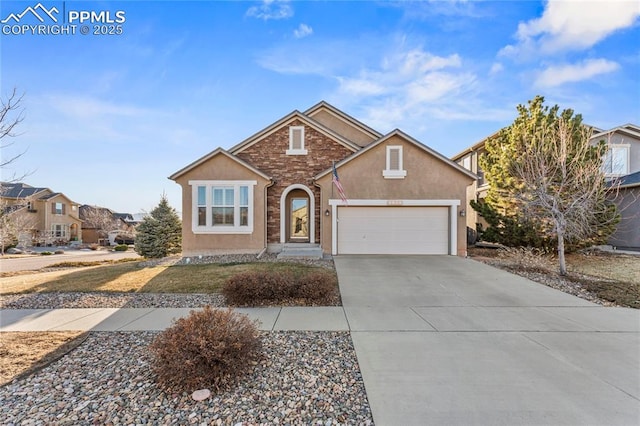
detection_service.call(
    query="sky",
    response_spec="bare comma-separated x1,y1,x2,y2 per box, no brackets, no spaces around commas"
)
1,0,639,214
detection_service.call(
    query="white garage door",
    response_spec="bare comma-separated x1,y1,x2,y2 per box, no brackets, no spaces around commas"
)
337,206,449,255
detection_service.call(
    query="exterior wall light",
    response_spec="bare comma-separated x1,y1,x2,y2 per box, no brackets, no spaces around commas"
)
324,209,330,216
459,209,466,217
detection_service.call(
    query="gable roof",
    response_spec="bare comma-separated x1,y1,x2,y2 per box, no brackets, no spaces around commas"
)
315,129,477,181
591,123,640,141
304,101,382,141
169,148,272,181
229,110,362,155
0,182,49,199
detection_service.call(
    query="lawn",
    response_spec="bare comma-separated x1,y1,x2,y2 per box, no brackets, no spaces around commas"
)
0,260,334,295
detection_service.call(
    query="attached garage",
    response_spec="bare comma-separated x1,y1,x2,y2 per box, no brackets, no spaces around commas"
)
330,200,460,256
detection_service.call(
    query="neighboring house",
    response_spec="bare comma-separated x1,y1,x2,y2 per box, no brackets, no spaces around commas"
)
452,123,640,249
0,182,82,246
79,205,137,245
170,101,476,257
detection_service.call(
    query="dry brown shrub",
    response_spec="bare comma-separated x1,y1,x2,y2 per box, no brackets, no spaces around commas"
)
222,269,336,305
497,247,556,273
149,307,262,393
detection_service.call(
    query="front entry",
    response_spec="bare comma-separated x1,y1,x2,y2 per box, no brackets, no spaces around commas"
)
280,184,315,244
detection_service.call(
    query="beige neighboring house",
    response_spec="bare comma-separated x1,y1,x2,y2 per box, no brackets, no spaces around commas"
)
452,123,640,249
170,101,476,258
79,205,137,245
1,182,82,246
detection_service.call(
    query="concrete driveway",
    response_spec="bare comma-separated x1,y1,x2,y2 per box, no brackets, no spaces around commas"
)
334,255,640,426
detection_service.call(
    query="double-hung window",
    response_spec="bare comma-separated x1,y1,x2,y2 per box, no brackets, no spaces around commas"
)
383,145,407,179
190,180,256,233
602,144,630,176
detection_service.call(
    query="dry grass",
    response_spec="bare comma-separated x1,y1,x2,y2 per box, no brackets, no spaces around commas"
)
469,247,639,308
0,261,336,295
0,331,87,386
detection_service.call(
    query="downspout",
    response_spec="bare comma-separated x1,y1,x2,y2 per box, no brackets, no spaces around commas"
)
259,179,275,258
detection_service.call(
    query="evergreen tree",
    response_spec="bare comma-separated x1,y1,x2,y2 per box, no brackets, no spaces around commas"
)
475,96,619,274
135,195,182,258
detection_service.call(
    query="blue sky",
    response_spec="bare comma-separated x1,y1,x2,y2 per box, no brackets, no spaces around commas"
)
1,0,639,214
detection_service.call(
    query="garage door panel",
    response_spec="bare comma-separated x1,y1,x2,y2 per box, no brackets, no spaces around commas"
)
337,206,449,255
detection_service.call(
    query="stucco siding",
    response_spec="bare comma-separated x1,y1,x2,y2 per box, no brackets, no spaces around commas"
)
307,110,376,147
316,135,474,256
174,153,270,256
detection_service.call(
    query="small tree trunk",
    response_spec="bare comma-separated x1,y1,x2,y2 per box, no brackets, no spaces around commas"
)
557,232,567,276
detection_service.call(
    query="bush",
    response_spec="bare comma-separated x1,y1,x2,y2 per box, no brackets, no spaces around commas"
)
89,244,99,251
113,244,129,251
40,251,53,256
497,247,555,273
54,250,64,255
223,269,336,305
149,307,261,393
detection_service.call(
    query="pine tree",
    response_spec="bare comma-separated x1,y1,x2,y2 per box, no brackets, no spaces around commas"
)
135,195,182,258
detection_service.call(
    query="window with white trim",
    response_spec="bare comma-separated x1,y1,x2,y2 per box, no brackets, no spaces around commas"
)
383,145,407,179
189,180,256,233
51,224,69,238
286,126,307,155
602,144,630,176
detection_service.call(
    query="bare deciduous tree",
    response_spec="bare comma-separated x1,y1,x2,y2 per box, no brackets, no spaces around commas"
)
0,88,26,175
80,205,128,244
509,116,620,275
0,199,38,254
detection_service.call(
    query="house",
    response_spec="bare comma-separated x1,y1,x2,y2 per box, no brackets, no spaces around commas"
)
452,123,640,249
79,205,137,245
0,182,82,246
169,102,476,258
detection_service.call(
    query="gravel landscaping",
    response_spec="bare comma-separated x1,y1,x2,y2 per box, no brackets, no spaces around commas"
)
0,292,227,309
0,331,373,425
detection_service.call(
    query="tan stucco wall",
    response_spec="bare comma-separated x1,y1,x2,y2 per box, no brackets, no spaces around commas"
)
316,135,474,256
307,109,376,147
173,153,270,257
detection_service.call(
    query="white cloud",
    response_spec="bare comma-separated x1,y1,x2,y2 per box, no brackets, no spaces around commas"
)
489,62,504,75
535,58,620,88
501,0,640,56
246,0,293,20
293,23,313,39
331,49,478,131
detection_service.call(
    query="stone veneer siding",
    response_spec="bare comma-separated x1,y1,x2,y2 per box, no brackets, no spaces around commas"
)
235,120,354,244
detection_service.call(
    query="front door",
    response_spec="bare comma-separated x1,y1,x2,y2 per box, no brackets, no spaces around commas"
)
290,197,309,241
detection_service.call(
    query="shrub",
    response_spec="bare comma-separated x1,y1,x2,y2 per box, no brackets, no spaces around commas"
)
149,307,261,393
497,247,555,273
54,250,64,255
114,244,129,251
40,251,53,256
89,244,99,251
223,269,336,305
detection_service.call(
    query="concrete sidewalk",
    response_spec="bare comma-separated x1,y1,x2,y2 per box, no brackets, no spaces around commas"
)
0,306,350,332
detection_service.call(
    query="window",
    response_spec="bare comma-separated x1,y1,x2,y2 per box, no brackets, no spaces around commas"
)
212,187,235,225
189,180,257,233
51,224,68,238
461,155,472,171
602,144,630,176
286,126,307,155
383,145,407,179
52,202,65,215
